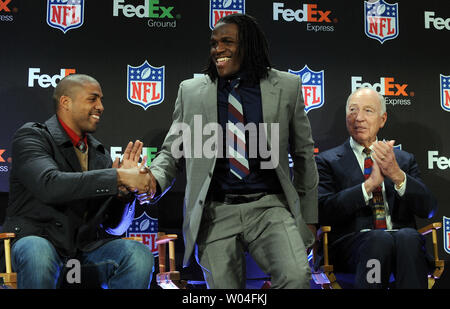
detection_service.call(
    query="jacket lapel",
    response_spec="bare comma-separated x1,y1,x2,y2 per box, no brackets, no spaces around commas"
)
260,71,281,147
336,140,366,187
260,71,281,126
200,75,218,124
45,115,83,172
87,135,109,170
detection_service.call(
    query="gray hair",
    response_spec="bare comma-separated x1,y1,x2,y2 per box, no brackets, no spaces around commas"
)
346,87,386,115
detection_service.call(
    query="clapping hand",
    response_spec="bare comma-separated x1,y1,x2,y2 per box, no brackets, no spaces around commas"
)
113,140,144,198
372,140,405,185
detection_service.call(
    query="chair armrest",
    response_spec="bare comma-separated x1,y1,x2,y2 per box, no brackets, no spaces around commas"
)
317,226,331,268
417,222,441,235
0,233,16,275
417,222,444,281
317,226,331,240
155,234,178,245
0,233,16,240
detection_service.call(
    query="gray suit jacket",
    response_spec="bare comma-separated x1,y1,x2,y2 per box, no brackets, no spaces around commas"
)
150,68,318,266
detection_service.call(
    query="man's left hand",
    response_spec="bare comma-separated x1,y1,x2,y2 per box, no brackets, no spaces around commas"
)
112,140,144,198
372,140,405,185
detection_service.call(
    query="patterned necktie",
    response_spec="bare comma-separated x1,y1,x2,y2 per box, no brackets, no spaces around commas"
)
227,78,250,180
76,139,87,153
363,148,387,230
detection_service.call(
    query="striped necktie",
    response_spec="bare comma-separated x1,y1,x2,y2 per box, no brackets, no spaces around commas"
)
227,78,250,180
363,148,387,230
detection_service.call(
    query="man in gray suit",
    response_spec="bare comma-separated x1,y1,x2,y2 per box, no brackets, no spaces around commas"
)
147,14,318,288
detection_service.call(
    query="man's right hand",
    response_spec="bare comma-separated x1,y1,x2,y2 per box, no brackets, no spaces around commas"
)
116,158,156,196
364,158,384,194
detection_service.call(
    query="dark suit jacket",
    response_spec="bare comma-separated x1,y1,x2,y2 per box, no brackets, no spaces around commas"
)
315,139,437,245
1,115,134,262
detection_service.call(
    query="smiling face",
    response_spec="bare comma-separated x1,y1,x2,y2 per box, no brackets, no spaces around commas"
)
346,88,387,148
59,81,104,136
210,22,242,78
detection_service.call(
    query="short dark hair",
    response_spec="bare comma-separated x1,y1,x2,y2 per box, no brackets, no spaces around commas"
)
53,74,99,112
203,13,272,83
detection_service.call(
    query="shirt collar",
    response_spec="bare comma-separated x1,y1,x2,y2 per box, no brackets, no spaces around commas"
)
58,117,87,148
349,136,378,155
218,71,257,90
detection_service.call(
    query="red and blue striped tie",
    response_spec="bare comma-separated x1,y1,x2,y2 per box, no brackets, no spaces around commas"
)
363,148,387,230
227,79,250,180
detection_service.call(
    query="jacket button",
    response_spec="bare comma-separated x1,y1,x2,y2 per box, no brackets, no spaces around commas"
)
14,226,21,233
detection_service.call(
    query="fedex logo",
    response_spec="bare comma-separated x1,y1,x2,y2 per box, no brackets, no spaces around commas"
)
428,151,450,170
113,0,175,19
28,68,76,88
351,76,409,97
110,146,158,166
425,11,450,30
0,0,11,12
273,2,332,23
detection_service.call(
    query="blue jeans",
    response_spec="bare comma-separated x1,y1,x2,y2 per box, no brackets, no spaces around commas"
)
11,236,154,289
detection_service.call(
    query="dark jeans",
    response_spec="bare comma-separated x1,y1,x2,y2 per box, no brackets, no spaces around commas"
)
11,236,154,289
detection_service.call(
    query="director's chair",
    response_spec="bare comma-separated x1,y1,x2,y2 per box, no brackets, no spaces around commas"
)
311,223,445,289
0,233,16,289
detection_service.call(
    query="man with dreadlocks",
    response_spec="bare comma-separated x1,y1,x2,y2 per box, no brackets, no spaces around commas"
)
147,13,318,288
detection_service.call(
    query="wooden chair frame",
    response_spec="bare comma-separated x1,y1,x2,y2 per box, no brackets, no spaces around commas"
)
0,233,17,289
155,232,187,289
312,223,445,289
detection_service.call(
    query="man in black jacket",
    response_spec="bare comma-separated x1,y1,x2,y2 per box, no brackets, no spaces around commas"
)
1,74,155,288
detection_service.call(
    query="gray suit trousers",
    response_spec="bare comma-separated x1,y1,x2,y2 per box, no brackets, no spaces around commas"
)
195,194,311,289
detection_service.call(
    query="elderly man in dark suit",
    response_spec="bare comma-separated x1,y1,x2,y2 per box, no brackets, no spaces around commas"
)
1,74,155,288
315,87,438,288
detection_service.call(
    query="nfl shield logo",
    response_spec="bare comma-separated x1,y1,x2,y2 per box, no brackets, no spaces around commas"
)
127,61,165,110
289,65,325,113
444,216,450,254
209,0,245,30
440,74,450,112
126,212,159,257
47,0,84,33
364,0,399,44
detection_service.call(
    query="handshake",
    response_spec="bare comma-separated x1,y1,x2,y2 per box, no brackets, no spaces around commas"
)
113,140,158,203
116,163,157,196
